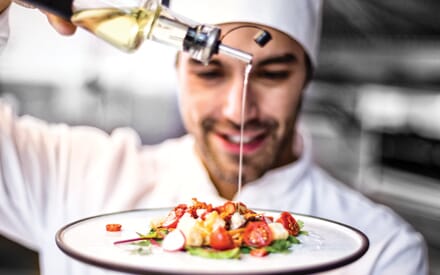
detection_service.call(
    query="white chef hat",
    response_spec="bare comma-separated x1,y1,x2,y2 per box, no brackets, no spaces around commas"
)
169,0,323,68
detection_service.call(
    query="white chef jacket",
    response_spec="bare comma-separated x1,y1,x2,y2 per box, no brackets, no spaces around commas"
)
0,101,428,275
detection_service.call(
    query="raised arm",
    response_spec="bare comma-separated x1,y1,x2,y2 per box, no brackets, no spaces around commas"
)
0,0,76,40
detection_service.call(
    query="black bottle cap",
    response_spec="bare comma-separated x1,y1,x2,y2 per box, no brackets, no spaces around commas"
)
26,0,74,20
254,30,272,47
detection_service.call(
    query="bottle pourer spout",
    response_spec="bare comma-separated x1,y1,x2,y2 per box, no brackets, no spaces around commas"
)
216,28,272,64
218,44,253,64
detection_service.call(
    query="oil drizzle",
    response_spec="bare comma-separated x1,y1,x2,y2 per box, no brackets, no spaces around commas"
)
237,63,253,197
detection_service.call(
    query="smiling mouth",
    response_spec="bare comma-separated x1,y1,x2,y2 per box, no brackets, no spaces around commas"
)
223,134,264,144
215,132,267,154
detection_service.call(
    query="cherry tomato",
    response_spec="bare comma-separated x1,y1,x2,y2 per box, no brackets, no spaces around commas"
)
276,211,300,236
243,221,273,248
106,223,122,232
210,227,235,250
250,247,269,257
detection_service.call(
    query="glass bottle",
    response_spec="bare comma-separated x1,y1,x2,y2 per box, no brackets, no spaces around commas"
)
19,0,252,64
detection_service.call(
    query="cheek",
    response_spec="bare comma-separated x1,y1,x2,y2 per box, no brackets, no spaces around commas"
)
176,70,204,132
178,86,217,133
179,90,198,133
255,84,303,124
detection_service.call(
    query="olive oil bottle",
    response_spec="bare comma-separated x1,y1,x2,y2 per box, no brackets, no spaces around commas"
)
71,7,160,52
17,0,252,64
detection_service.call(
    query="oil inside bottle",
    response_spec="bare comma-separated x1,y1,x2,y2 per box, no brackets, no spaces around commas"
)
71,7,161,52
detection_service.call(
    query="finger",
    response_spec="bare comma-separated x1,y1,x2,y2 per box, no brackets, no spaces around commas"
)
45,12,76,35
0,0,11,12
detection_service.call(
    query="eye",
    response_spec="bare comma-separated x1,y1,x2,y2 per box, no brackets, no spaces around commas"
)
195,70,224,80
255,70,290,80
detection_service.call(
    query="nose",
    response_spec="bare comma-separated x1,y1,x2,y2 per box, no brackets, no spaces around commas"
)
221,73,257,125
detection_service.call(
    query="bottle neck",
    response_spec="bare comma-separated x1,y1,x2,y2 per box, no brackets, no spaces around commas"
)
149,6,252,65
148,6,221,65
182,25,220,65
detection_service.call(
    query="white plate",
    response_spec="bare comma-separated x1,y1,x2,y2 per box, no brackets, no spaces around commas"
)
56,208,369,274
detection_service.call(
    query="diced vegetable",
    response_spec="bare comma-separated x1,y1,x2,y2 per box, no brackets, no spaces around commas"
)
209,227,235,250
268,222,289,240
106,224,122,232
162,229,186,251
250,247,269,257
186,247,240,259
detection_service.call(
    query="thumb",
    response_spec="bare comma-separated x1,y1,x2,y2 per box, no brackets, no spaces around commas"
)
44,11,76,35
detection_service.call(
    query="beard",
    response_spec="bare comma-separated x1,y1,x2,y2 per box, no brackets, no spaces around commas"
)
195,116,296,186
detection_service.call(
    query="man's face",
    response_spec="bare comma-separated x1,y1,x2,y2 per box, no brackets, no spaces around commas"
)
176,23,308,186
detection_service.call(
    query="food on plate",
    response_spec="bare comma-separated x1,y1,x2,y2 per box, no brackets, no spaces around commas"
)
106,223,122,232
114,198,306,259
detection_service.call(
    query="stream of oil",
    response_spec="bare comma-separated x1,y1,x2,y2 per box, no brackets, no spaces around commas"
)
237,63,253,196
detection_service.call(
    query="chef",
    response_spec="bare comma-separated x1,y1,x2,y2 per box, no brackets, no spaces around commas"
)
0,0,428,274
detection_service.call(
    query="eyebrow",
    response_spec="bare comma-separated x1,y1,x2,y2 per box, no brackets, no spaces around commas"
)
188,59,222,67
187,53,298,67
256,53,298,67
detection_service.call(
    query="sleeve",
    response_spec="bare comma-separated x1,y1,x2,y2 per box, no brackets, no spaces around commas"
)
306,169,429,275
0,101,149,251
343,203,429,275
0,5,10,53
348,198,429,275
370,225,429,275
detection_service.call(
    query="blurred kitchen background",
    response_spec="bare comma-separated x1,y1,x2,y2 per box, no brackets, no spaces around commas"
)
1,0,440,274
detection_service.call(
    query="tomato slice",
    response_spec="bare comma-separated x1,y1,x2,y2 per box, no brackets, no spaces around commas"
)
106,223,122,232
276,211,300,236
250,247,269,257
209,227,235,250
243,221,273,248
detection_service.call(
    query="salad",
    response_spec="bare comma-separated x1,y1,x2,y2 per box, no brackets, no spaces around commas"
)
113,198,306,259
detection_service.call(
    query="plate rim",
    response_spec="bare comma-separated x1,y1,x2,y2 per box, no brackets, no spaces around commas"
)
55,208,369,275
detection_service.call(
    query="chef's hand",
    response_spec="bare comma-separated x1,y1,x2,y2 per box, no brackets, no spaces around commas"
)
0,0,11,14
42,10,76,35
0,0,76,35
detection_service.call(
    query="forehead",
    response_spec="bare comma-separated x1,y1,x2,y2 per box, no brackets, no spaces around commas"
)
176,23,307,68
217,22,306,62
